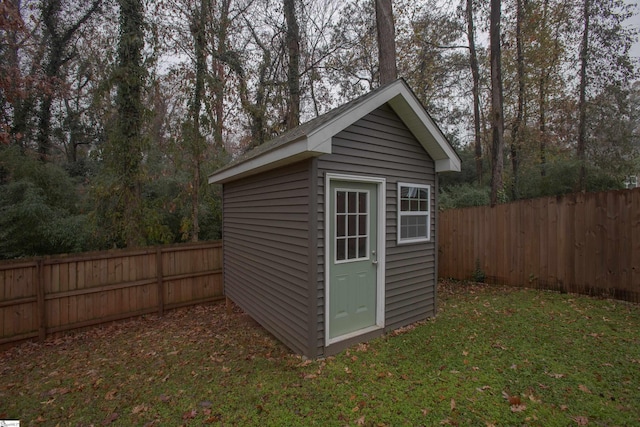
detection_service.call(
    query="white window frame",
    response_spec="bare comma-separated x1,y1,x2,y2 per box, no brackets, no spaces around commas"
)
397,182,431,244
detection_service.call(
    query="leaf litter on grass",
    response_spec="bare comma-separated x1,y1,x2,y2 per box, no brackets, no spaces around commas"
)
1,281,639,426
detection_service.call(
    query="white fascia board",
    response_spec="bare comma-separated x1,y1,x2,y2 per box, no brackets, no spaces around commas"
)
208,137,324,184
435,158,461,173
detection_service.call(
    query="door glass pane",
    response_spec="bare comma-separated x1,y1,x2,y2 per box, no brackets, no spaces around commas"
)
348,192,357,213
337,214,346,237
348,214,356,235
359,192,367,213
347,237,357,259
358,237,366,258
358,214,366,235
337,191,346,213
337,238,346,260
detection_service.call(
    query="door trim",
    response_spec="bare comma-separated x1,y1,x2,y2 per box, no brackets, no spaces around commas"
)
324,173,386,346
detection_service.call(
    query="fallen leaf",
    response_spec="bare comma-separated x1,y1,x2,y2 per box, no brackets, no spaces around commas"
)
355,415,366,425
510,404,526,412
102,412,119,425
462,350,469,356
182,409,197,420
105,389,117,400
578,384,591,394
450,398,456,411
421,408,430,415
476,385,491,392
158,394,171,402
132,404,148,414
546,372,565,379
573,415,589,425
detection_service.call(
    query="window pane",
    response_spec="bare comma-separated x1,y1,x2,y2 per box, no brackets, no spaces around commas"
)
337,238,346,260
401,199,409,211
420,200,428,212
348,214,356,236
358,237,367,258
337,214,346,237
347,237,357,259
410,200,419,211
401,218,409,238
400,214,428,239
401,187,410,198
348,192,357,213
418,188,428,200
358,214,366,235
359,192,367,214
337,191,346,213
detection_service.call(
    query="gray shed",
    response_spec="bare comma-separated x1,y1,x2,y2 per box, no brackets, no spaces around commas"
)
208,79,460,358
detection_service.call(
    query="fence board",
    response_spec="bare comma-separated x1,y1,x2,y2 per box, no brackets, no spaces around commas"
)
0,241,224,348
439,188,640,303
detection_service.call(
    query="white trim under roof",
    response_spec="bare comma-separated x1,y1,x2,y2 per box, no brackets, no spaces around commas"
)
208,79,461,185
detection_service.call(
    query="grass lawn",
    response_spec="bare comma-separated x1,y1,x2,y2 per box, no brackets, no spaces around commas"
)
1,281,639,426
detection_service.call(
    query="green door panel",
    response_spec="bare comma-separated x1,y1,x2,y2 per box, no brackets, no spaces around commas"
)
328,180,378,340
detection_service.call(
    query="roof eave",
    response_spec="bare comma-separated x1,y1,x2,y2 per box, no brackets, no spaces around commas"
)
207,137,329,184
208,79,461,184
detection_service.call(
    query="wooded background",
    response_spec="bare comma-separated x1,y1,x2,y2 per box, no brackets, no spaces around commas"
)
1,0,638,259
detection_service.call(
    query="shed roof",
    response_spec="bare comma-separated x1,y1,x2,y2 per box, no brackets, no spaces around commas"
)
208,79,461,184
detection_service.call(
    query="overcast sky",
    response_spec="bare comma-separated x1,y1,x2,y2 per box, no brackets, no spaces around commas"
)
626,1,640,59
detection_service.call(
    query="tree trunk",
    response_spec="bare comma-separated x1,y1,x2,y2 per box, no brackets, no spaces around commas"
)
375,0,397,85
212,0,231,151
283,0,300,129
577,0,589,191
466,0,483,185
539,71,547,177
511,0,525,198
187,0,210,242
489,0,505,206
116,0,145,247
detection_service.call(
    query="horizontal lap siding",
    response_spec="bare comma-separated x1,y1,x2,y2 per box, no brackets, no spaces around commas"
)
317,105,436,354
223,160,311,355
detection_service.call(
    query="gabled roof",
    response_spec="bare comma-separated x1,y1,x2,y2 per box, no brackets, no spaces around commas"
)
208,78,461,184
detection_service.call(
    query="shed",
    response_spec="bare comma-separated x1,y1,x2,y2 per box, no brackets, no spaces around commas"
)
208,79,460,358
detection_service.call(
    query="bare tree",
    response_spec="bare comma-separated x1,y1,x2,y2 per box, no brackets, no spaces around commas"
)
375,0,396,85
576,0,589,191
284,0,300,129
489,0,504,206
510,0,525,198
465,0,483,185
36,0,101,161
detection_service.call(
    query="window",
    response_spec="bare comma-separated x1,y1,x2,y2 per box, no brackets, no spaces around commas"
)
397,183,430,243
335,189,369,262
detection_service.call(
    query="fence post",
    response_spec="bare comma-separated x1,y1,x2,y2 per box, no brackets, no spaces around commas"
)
156,247,164,316
36,259,46,341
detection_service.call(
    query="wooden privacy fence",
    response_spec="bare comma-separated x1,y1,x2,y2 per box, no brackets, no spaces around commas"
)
439,188,640,303
0,241,223,347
